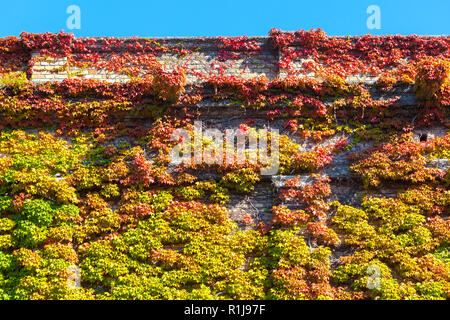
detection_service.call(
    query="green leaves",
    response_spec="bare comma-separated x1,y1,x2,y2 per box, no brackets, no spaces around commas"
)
21,199,55,227
220,168,260,193
13,220,48,248
0,196,12,215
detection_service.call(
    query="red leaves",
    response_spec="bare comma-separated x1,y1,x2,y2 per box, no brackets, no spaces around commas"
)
218,36,261,52
0,71,186,131
288,176,331,203
414,57,449,124
205,74,269,102
20,31,75,57
272,205,309,226
1,30,446,132
0,36,30,73
284,119,298,133
333,137,349,153
256,221,272,235
306,221,340,246
350,133,446,187
292,146,334,172
241,215,253,225
123,152,155,187
275,176,331,226
269,28,296,49
56,79,115,99
302,96,327,116
269,29,450,78
146,117,190,153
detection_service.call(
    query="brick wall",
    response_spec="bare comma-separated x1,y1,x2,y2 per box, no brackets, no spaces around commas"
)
29,37,382,85
24,36,450,225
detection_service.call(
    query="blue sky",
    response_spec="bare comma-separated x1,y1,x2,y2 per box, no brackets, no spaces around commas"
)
0,0,449,38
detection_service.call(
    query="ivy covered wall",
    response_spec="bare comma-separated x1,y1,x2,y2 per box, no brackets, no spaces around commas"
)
0,29,448,300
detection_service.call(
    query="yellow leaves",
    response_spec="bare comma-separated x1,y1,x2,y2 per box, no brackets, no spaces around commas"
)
220,168,260,193
332,204,376,246
43,243,78,264
22,173,79,204
67,166,102,190
415,58,450,102
0,71,30,93
323,74,348,92
0,156,12,176
47,225,75,243
376,61,416,89
82,208,120,238
350,133,445,188
0,234,13,250
103,160,129,182
0,131,61,156
0,130,92,204
332,188,449,297
13,248,42,270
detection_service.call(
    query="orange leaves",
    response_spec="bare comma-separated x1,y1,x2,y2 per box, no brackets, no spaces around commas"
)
152,66,186,103
275,176,331,228
205,74,269,103
290,146,334,172
119,202,154,219
218,36,261,52
351,133,445,188
306,222,340,246
0,30,449,300
272,205,308,226
271,267,309,299
270,29,449,79
415,57,450,109
425,217,450,244
280,176,331,203
270,75,322,93
148,248,186,269
271,264,338,300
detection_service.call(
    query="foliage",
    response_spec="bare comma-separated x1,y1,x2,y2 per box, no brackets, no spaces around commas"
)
0,30,448,300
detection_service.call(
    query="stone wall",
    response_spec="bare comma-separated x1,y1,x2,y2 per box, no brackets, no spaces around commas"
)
29,37,383,85
24,36,449,225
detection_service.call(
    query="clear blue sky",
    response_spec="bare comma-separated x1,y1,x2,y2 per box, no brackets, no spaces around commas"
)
0,0,448,38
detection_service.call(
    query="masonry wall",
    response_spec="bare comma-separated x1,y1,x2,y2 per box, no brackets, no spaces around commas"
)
20,36,450,225
29,37,382,84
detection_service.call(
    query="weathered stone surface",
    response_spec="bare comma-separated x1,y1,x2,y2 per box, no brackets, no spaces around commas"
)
227,184,274,225
21,36,448,228
427,158,450,170
25,36,426,98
